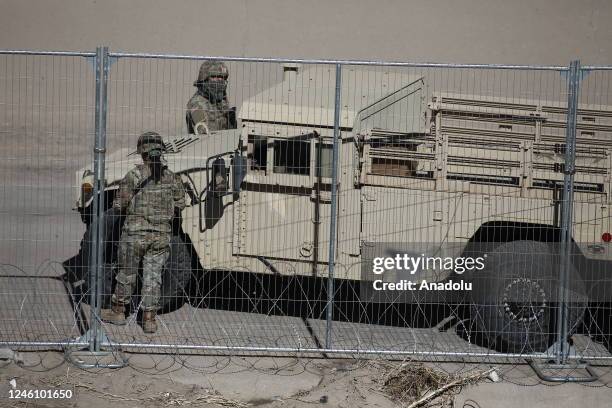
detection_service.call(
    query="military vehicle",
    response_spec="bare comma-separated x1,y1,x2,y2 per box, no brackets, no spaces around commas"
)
66,64,612,353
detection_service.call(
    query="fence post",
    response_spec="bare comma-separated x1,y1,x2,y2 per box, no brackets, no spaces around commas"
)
530,60,597,382
556,59,580,364
87,46,110,351
93,46,110,351
87,46,104,352
325,63,342,350
66,46,125,368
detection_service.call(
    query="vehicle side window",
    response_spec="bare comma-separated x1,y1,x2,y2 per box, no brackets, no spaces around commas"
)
273,140,310,175
247,135,268,172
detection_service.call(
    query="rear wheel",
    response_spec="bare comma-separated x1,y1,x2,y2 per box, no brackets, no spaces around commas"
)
468,240,586,353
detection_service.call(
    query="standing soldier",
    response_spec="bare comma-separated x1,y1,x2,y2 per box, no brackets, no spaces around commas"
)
186,60,236,134
101,131,186,334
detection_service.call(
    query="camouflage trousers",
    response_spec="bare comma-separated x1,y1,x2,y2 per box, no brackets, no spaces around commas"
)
112,230,170,311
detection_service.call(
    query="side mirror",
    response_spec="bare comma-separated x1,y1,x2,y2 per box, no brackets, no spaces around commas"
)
211,158,228,196
231,154,247,192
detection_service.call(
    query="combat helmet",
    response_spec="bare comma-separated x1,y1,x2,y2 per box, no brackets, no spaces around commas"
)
194,60,229,86
137,131,166,156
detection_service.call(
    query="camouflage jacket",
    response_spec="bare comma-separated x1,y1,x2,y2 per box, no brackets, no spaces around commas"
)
186,92,231,134
113,164,186,233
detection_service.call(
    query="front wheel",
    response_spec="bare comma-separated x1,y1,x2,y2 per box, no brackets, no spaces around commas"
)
158,235,195,312
468,240,587,353
68,209,196,312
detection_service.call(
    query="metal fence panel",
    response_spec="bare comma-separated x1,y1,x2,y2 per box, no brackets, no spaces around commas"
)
94,56,341,354
332,63,578,360
0,50,96,349
1,49,612,370
562,65,612,365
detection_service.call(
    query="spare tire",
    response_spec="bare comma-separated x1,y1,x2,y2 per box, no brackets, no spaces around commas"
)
69,208,195,311
468,240,587,353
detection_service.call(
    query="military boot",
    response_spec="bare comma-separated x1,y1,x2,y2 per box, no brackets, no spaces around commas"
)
142,310,158,334
101,301,126,325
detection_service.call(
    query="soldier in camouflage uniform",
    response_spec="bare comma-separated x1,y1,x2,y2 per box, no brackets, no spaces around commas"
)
101,131,186,334
186,60,233,134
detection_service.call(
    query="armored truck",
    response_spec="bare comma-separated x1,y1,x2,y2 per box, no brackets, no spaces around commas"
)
68,64,612,353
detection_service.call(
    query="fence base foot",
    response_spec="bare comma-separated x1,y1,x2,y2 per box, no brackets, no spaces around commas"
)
528,359,598,382
64,349,128,369
63,330,127,369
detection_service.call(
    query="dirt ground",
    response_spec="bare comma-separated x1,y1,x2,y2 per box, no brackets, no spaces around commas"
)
2,351,612,408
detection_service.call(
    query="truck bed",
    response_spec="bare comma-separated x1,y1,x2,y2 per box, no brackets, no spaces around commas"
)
361,93,611,203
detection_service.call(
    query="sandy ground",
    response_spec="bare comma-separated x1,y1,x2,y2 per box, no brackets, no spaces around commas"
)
1,352,612,408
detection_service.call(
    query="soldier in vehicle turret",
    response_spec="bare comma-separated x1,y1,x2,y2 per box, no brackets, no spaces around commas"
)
186,60,236,134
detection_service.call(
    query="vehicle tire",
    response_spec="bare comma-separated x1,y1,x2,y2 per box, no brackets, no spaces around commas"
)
68,207,122,308
71,208,195,311
158,235,195,313
468,240,587,353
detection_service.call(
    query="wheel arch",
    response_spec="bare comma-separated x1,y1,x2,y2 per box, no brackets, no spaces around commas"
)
468,221,562,244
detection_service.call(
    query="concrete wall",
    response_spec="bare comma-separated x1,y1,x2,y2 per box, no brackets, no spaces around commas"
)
0,0,611,65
